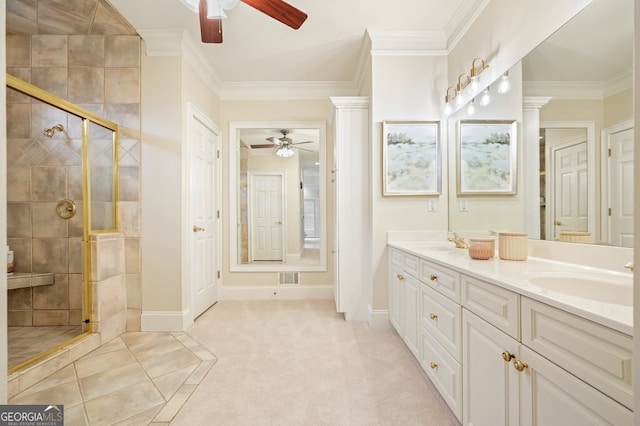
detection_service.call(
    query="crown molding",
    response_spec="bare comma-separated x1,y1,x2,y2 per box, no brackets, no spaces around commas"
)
603,68,633,98
523,70,633,100
445,0,491,52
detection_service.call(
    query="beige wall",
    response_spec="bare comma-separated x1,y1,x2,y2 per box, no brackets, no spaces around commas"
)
370,53,448,309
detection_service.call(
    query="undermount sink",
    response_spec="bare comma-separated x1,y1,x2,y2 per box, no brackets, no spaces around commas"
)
525,271,633,306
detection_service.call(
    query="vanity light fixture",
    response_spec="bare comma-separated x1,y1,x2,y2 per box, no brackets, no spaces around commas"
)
455,74,470,107
444,86,456,115
497,71,511,94
480,86,491,106
469,58,489,92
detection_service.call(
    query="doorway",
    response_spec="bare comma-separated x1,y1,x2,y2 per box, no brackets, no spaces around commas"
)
249,173,284,262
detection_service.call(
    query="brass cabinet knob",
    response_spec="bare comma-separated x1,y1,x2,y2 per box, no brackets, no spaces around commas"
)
193,225,205,232
554,220,562,226
430,362,438,369
513,359,528,372
276,221,282,225
429,313,438,320
397,274,404,281
429,274,437,281
501,351,515,362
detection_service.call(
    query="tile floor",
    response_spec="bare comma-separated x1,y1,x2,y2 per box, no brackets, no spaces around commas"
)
8,326,84,369
8,332,216,425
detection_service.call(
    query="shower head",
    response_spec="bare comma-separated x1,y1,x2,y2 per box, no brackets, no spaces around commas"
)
43,124,64,138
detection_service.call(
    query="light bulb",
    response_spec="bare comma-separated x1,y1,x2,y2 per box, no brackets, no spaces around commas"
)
444,103,452,116
480,87,491,106
455,92,464,107
470,76,479,92
498,72,511,94
467,99,475,116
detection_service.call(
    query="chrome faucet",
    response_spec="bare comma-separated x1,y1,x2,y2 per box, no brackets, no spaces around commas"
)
624,261,634,272
448,232,469,249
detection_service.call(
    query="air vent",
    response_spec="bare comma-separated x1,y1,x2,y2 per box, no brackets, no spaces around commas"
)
278,272,299,285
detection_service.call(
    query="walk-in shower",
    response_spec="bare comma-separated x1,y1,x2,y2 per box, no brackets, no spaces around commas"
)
6,74,119,372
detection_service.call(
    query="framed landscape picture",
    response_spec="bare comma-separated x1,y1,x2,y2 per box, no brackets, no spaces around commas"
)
382,121,441,196
457,120,517,195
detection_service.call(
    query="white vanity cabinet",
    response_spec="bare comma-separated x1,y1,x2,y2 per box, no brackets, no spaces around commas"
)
462,274,633,426
388,248,419,357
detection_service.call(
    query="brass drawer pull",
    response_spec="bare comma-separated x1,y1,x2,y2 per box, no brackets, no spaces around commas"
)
429,313,438,320
501,351,515,362
397,274,404,281
429,274,437,281
430,362,438,369
513,359,528,372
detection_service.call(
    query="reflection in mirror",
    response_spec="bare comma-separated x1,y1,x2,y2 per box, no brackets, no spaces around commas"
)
448,0,634,247
229,122,327,271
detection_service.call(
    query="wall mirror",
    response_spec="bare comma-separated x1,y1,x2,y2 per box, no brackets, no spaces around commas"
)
229,121,327,271
448,0,634,247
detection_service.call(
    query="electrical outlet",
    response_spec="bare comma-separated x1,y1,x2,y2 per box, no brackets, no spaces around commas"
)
427,199,437,212
459,199,469,212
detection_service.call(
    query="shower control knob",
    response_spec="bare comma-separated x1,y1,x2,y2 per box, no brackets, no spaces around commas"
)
55,199,77,219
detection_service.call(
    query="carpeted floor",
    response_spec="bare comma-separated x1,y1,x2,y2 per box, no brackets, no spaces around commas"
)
173,299,460,425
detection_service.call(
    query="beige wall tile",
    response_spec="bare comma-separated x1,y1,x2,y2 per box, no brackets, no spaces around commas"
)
126,273,141,309
119,139,140,166
32,35,68,68
31,102,67,141
66,165,83,200
124,238,140,274
69,35,105,67
99,275,126,320
7,202,32,238
33,202,68,237
126,309,141,332
119,166,140,201
8,238,32,273
7,167,31,202
8,289,32,310
68,273,84,309
99,310,127,345
118,202,140,238
7,104,31,138
32,166,66,201
105,68,139,104
7,73,33,103
8,311,33,327
33,310,69,326
69,238,84,273
32,238,69,273
34,274,69,310
69,309,83,325
94,235,125,281
31,67,68,99
6,35,31,67
68,204,84,237
104,103,139,131
68,67,104,104
105,36,140,67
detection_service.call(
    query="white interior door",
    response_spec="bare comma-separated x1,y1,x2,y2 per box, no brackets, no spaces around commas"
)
249,173,284,261
190,111,219,318
552,141,588,240
609,127,634,247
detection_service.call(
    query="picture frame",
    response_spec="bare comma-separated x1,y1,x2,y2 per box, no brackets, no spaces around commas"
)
457,120,517,195
382,121,441,196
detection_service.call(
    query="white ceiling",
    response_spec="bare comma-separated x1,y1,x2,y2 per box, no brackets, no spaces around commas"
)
107,0,473,84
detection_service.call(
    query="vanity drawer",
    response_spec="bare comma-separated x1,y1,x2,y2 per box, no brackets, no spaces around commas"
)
421,283,462,361
403,252,420,277
522,298,633,409
421,328,462,422
461,274,520,340
390,247,403,266
420,259,460,302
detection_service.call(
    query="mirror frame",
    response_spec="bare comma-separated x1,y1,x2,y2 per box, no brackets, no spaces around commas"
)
229,121,328,272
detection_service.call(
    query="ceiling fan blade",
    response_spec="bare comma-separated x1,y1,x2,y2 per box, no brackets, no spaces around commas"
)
241,0,308,30
251,144,276,149
199,0,223,43
292,141,313,145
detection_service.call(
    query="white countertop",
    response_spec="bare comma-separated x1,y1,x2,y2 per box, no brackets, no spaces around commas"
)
389,240,633,336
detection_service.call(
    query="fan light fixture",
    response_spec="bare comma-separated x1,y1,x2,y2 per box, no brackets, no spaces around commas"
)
276,145,295,158
181,0,239,18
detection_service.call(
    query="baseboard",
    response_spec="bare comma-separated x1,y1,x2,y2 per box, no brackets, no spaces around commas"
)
220,285,333,300
368,305,391,330
141,309,192,332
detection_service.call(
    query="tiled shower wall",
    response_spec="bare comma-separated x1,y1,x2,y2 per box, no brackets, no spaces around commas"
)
5,33,142,331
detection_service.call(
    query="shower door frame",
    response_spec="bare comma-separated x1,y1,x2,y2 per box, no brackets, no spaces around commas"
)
6,73,119,373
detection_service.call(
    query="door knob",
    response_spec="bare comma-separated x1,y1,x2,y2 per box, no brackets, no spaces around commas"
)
193,226,205,232
554,220,562,226
276,221,282,225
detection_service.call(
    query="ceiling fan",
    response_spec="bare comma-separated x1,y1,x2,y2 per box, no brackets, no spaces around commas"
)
251,129,314,157
181,0,308,43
